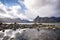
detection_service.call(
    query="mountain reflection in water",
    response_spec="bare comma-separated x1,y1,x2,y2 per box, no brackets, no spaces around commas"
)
0,28,60,40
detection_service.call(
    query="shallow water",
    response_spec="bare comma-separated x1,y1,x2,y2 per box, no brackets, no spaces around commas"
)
3,23,60,26
0,28,59,40
42,23,60,26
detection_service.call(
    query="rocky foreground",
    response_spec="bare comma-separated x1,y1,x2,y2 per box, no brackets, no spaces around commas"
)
0,22,60,30
0,28,60,40
0,23,60,40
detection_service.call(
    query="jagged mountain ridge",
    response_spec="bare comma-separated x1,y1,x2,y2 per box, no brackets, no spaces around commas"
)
34,16,60,23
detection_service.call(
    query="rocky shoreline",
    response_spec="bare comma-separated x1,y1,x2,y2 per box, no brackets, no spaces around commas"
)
0,28,60,40
0,22,60,31
0,23,60,40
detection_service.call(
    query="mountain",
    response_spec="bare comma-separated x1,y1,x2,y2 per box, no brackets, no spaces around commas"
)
34,16,60,23
0,18,31,23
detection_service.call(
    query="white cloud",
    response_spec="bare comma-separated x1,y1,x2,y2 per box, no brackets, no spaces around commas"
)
0,2,13,18
0,0,60,21
0,2,30,20
24,0,60,20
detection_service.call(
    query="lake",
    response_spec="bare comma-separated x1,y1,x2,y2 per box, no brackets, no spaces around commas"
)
3,23,60,26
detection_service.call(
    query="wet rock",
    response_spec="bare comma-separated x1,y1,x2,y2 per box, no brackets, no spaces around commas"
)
54,28,60,40
13,28,57,40
38,29,57,40
10,38,15,40
2,36,10,40
0,32,4,38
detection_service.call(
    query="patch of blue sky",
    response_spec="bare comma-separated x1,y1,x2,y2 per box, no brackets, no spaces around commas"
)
0,0,27,11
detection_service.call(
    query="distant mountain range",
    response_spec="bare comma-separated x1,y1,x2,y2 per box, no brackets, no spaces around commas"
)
34,16,60,23
0,18,31,23
0,16,60,23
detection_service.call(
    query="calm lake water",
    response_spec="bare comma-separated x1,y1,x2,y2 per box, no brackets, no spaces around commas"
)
42,23,60,26
3,23,60,26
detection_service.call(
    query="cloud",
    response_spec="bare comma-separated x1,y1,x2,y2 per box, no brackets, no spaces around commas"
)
24,0,60,20
0,2,30,20
0,2,12,18
0,0,60,21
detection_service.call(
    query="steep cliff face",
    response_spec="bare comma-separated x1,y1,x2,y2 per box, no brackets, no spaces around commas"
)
34,16,60,23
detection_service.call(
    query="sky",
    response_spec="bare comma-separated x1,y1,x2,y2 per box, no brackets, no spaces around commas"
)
0,0,60,21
